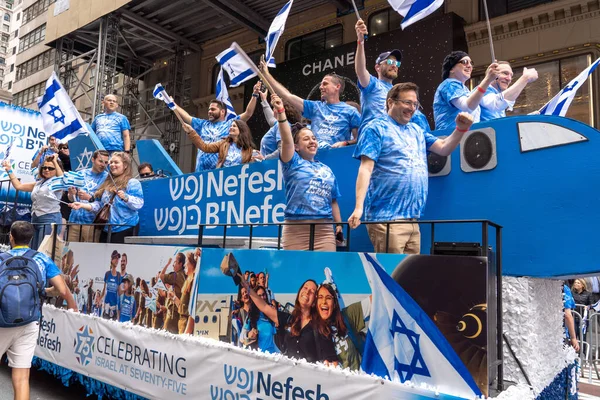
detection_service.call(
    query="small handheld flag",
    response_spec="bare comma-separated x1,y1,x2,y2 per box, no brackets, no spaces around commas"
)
265,0,293,68
153,83,176,110
215,68,237,121
216,44,258,87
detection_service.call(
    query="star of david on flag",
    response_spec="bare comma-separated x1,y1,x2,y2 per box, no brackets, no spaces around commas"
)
359,253,481,398
540,56,600,116
215,68,237,121
216,44,257,87
37,72,89,143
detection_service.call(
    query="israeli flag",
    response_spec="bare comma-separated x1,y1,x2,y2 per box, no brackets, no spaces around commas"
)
215,68,237,121
359,253,482,398
540,56,600,116
153,278,167,292
37,72,88,143
265,0,293,68
386,0,444,29
47,170,87,191
153,83,177,110
145,296,157,313
47,176,70,191
216,45,257,87
0,143,12,162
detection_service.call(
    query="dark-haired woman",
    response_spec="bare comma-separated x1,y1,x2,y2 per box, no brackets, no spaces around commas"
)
316,283,361,370
4,155,63,249
183,119,262,169
70,152,143,243
272,94,343,251
433,51,499,130
241,275,338,365
260,100,302,159
241,285,280,354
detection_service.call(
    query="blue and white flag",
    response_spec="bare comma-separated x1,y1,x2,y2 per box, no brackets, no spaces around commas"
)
215,68,237,121
540,56,600,116
47,170,87,191
0,143,12,162
37,72,88,143
265,0,293,68
359,253,481,398
216,45,257,87
153,83,176,110
386,0,444,29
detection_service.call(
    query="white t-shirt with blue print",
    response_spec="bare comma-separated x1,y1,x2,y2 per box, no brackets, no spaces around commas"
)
433,78,481,130
281,152,340,220
358,75,431,133
260,124,282,156
90,179,144,232
353,116,438,221
191,117,236,171
223,142,243,168
480,85,515,122
91,112,131,151
302,100,360,146
69,168,109,224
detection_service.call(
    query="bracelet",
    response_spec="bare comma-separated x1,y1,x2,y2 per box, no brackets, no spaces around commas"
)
277,118,287,123
252,93,259,98
357,39,363,44
344,141,349,146
477,86,486,94
276,108,285,114
7,169,13,175
456,127,469,133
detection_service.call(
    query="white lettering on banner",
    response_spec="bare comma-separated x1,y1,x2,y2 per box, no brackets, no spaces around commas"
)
155,164,286,233
34,306,458,400
302,53,355,76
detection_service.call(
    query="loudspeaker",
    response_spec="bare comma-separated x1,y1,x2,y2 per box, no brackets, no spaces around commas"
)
428,135,451,177
460,127,497,173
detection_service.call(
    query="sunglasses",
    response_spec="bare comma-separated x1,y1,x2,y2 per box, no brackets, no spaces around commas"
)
140,172,154,178
459,59,474,66
381,59,401,67
41,166,56,171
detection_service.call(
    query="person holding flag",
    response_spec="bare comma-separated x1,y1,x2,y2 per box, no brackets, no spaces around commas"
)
31,136,58,169
354,19,430,133
259,59,360,150
91,95,131,154
3,155,64,249
433,51,499,130
164,82,261,171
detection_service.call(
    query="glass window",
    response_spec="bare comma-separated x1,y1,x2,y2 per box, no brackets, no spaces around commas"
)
479,0,556,20
285,25,343,61
3,14,9,22
368,8,403,36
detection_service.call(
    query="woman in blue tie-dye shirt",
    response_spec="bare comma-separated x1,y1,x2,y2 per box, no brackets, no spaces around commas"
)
272,94,343,251
70,152,143,243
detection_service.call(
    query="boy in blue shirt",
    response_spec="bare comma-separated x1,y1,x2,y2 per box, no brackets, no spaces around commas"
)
91,94,131,153
348,83,474,254
259,59,360,149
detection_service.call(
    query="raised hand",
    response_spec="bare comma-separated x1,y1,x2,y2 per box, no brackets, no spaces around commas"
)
355,19,368,40
455,112,474,132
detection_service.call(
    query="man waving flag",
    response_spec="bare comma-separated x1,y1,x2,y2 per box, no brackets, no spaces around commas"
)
37,72,89,143
265,0,293,68
359,253,482,399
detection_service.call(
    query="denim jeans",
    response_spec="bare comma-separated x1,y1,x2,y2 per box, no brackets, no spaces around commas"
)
31,212,62,250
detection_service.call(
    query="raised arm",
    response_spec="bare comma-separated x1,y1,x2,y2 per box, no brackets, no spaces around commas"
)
239,82,262,121
259,58,304,113
259,88,277,127
173,103,193,124
51,154,63,177
271,95,294,163
503,67,538,102
348,157,374,229
355,19,370,88
239,273,278,325
31,145,47,168
453,63,500,112
3,160,35,192
429,112,474,156
182,123,223,153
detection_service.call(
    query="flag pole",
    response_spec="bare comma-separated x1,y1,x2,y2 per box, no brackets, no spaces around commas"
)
350,0,367,41
231,42,276,95
482,0,496,63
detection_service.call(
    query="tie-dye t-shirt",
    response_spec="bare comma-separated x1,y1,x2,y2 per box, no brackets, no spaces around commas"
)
191,117,236,171
223,142,243,168
302,100,360,146
281,152,340,220
433,78,481,130
353,115,438,221
91,112,131,151
480,85,515,121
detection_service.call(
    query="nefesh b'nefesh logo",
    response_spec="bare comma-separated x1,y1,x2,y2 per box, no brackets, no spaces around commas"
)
74,325,95,366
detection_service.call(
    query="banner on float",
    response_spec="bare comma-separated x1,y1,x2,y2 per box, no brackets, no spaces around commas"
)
192,249,490,397
36,305,472,400
0,102,49,183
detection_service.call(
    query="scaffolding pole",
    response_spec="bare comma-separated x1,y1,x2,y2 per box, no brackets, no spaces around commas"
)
93,14,120,118
163,47,185,163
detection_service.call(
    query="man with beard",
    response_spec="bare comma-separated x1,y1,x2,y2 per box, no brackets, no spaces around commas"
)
354,19,430,133
480,62,538,121
259,60,360,150
171,82,261,171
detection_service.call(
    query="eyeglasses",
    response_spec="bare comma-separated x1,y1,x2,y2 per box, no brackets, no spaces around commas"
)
41,166,56,171
459,59,474,66
392,98,421,109
381,59,401,67
140,172,154,178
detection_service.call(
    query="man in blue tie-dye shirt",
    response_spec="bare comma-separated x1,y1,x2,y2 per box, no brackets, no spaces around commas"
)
91,95,131,153
348,82,474,254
